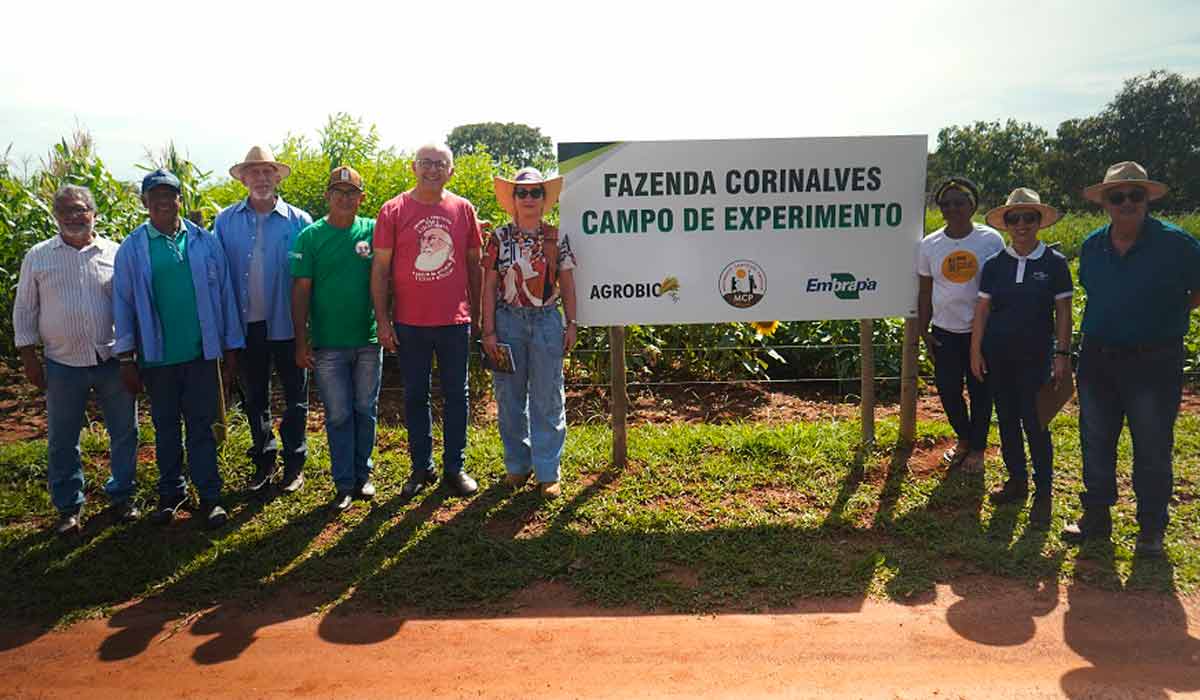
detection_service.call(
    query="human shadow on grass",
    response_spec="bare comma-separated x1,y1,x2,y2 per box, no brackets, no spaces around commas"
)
0,490,271,653
95,493,304,661
1060,548,1200,699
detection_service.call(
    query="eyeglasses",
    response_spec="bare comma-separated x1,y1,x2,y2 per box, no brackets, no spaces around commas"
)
514,187,545,200
55,206,94,217
1003,211,1041,226
1106,188,1146,206
416,158,450,171
328,187,362,198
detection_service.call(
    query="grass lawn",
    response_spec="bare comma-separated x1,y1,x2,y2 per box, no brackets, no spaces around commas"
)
1,408,1197,633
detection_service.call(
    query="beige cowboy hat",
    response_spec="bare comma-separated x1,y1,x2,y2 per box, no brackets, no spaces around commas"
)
1082,161,1168,204
493,167,563,218
229,145,291,180
984,188,1062,230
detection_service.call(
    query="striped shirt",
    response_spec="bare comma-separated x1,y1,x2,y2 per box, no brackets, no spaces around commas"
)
13,235,120,367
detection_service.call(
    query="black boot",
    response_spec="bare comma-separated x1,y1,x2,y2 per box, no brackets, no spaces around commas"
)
1061,506,1112,544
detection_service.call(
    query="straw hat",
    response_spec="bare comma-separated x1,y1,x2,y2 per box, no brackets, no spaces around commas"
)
1082,161,1167,204
493,167,563,218
229,145,291,180
984,188,1061,230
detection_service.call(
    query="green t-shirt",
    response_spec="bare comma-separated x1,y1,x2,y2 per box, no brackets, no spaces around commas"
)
143,222,203,368
291,216,378,348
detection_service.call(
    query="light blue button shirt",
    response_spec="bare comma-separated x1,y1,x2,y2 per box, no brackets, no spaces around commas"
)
212,196,312,340
113,219,245,362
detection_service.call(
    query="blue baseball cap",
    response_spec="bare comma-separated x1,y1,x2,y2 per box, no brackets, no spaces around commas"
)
141,168,181,194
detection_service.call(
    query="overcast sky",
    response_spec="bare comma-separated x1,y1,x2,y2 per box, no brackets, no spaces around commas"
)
3,0,1198,181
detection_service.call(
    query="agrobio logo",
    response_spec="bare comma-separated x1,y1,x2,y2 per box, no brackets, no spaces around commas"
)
588,275,681,302
718,260,766,309
806,273,878,300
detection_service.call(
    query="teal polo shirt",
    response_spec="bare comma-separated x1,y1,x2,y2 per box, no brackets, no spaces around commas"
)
142,221,204,367
1078,216,1200,346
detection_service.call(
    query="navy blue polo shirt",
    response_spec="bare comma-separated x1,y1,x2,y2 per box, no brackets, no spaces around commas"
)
1079,217,1200,346
978,243,1073,358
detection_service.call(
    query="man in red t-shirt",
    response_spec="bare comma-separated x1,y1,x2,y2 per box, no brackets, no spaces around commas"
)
372,144,483,498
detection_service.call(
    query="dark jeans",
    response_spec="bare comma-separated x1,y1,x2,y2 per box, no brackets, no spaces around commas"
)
395,323,470,476
1077,338,1183,533
142,358,222,503
238,321,307,472
987,351,1053,495
931,326,992,449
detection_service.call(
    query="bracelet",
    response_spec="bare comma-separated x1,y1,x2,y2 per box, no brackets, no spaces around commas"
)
119,357,137,365
1054,350,1071,356
565,319,577,326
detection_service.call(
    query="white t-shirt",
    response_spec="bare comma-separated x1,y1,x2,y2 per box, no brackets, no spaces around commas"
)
916,223,1005,333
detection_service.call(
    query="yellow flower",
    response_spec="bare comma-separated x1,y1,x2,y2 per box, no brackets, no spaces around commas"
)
751,320,780,337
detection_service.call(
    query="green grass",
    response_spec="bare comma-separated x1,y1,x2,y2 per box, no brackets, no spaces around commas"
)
1,410,1197,637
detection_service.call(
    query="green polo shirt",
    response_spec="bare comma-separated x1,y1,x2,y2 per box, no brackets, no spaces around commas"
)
142,221,203,368
290,216,377,348
1078,216,1200,346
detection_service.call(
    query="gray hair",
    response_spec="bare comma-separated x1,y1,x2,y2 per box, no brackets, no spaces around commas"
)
415,143,454,164
53,185,96,212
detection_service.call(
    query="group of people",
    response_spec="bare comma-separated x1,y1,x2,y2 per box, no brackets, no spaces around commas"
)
13,147,1199,557
13,143,577,533
918,163,1200,556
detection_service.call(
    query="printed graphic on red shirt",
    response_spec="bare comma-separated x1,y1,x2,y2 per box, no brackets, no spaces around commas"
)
413,216,455,282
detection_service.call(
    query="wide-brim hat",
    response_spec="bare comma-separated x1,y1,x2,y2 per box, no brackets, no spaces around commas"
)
1082,161,1168,204
493,167,563,218
230,145,291,180
984,187,1062,230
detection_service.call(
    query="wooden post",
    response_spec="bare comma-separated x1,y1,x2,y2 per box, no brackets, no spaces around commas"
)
609,326,628,468
899,317,919,445
859,319,875,446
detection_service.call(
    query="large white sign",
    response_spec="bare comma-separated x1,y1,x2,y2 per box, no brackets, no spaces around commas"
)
558,136,928,325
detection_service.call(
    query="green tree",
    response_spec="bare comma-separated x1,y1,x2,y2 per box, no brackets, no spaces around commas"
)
1047,70,1200,210
447,122,554,170
926,119,1052,208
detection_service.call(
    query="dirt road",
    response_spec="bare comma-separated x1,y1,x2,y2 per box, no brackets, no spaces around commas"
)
2,580,1198,699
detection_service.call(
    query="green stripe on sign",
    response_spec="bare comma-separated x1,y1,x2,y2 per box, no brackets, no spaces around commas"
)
557,142,620,175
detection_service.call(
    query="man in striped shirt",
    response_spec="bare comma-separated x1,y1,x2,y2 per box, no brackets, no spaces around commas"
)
13,185,139,536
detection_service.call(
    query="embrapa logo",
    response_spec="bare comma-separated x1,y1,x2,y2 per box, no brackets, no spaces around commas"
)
806,273,878,300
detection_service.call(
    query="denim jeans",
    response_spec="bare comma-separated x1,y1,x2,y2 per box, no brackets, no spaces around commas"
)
986,350,1053,495
1077,338,1183,532
493,305,566,484
313,345,382,492
394,323,469,476
44,358,138,514
238,321,308,472
142,358,222,503
931,326,992,449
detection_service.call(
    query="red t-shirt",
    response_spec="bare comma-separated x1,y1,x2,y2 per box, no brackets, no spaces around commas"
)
373,191,483,326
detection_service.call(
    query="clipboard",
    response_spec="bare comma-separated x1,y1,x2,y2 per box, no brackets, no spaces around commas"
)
478,340,516,374
1036,372,1075,429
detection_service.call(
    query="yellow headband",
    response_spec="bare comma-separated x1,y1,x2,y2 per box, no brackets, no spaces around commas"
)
936,181,977,209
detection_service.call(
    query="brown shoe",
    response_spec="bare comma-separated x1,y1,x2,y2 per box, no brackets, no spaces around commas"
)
539,482,561,499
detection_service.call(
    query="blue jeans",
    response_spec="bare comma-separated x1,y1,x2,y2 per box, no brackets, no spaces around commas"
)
313,345,382,492
142,359,222,503
493,305,566,484
394,323,469,476
238,321,308,472
931,326,992,449
1077,339,1183,532
986,350,1053,495
44,358,138,514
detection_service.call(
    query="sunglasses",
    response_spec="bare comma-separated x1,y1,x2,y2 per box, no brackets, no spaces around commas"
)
514,187,545,199
1106,188,1146,206
1003,211,1041,226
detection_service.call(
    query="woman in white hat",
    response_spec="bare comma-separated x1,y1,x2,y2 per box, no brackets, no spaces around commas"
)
480,167,577,498
969,188,1073,528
